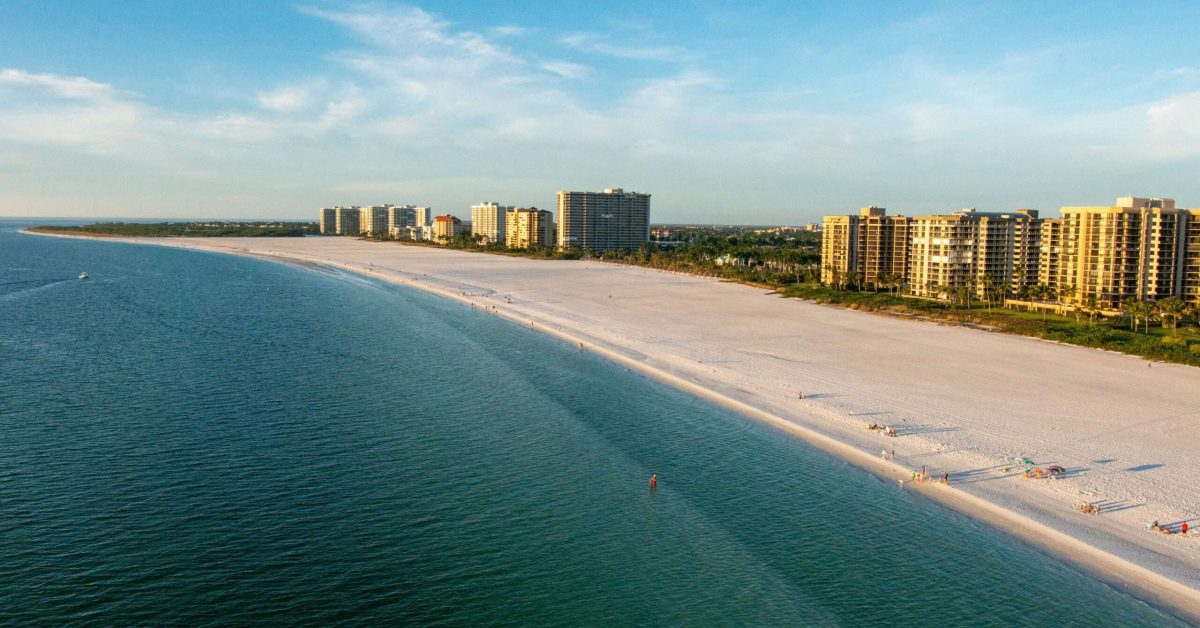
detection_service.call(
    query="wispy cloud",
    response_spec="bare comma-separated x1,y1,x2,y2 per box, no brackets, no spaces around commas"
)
0,68,149,154
559,32,697,62
490,25,536,37
256,84,317,112
540,61,591,79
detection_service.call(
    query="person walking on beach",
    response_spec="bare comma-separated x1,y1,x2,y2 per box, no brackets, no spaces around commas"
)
1183,521,1189,535
891,448,895,460
941,472,949,485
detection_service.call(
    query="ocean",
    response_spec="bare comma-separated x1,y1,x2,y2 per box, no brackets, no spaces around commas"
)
0,222,1184,625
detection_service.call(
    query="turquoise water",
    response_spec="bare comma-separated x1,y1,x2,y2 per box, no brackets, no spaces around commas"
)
0,222,1184,626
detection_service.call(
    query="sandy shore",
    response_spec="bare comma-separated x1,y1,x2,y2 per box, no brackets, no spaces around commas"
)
29,232,1200,620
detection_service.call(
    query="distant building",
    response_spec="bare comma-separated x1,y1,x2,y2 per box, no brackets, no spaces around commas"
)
472,201,513,245
650,227,677,240
414,207,433,228
556,188,650,252
335,206,360,235
388,205,417,233
820,207,910,290
359,205,389,235
506,207,555,249
319,207,338,234
432,215,464,243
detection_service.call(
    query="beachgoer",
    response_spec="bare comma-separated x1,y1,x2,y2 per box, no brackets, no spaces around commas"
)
942,472,949,484
649,474,657,488
920,465,927,478
1183,521,1189,535
891,448,895,460
881,449,887,460
1151,520,1160,531
911,471,918,482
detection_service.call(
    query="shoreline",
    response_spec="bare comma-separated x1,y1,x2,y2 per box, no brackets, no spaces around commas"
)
23,230,1200,622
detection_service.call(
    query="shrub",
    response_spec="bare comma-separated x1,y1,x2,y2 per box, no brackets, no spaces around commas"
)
1162,335,1187,347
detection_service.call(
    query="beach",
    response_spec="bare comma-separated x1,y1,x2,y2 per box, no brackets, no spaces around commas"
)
34,232,1200,619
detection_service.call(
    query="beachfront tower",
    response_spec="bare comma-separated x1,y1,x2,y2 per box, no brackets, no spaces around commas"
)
506,207,555,249
820,207,910,291
1057,197,1188,308
432,215,464,243
556,188,650,252
335,206,360,235
319,207,338,234
472,201,514,245
358,206,389,236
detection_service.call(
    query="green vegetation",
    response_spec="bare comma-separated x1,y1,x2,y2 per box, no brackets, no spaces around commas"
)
780,282,1200,366
31,221,318,237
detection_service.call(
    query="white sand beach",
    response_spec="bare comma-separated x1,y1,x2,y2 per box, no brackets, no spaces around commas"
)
35,233,1200,618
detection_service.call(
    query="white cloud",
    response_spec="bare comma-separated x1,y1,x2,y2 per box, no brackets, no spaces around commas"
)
559,32,696,62
257,84,315,112
1146,91,1200,159
490,25,535,37
0,68,122,101
0,68,149,154
540,61,591,80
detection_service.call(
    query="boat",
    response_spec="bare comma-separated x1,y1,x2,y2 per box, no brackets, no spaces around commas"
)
78,272,89,280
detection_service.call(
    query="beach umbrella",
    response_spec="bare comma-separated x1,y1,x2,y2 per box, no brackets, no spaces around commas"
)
1022,458,1035,466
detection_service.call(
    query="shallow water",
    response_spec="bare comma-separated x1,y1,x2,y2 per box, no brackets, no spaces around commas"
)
0,222,1184,625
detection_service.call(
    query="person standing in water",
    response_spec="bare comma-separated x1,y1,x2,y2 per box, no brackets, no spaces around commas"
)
649,474,657,489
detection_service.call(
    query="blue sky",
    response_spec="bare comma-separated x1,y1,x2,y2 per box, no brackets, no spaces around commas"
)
2,1,1199,222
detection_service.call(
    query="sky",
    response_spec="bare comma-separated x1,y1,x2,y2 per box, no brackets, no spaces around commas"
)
1,1,1199,223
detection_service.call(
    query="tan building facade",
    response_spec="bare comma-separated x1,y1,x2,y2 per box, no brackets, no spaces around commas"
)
819,207,909,289
1185,210,1200,307
906,209,1036,299
506,207,555,249
319,207,338,234
1055,197,1189,308
358,205,389,235
432,215,463,243
471,201,513,245
821,196,1200,308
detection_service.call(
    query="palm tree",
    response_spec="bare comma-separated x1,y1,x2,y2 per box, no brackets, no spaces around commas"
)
980,273,995,309
1083,294,1100,324
1122,298,1141,331
846,271,862,292
1155,297,1187,336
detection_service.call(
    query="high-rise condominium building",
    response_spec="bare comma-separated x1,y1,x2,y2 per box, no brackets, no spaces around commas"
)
505,207,555,249
471,201,514,245
907,209,1038,299
820,207,910,289
1036,218,1063,294
319,207,338,234
414,207,433,228
556,188,650,252
359,206,389,235
388,205,417,232
432,215,463,243
1054,197,1189,308
1185,211,1200,307
335,206,360,235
